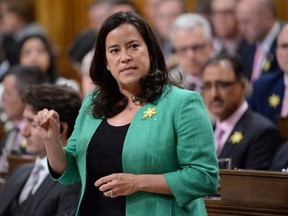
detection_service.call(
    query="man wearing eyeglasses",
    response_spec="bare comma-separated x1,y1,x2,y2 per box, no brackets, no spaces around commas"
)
201,53,282,170
211,0,244,56
169,13,213,93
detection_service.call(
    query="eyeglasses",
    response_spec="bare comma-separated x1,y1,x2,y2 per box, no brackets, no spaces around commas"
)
172,43,207,55
201,80,240,91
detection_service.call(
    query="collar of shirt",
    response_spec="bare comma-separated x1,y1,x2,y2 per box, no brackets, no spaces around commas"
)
186,74,202,90
31,156,49,193
213,35,243,55
258,21,281,53
216,101,248,145
7,119,25,131
284,73,288,88
35,156,48,170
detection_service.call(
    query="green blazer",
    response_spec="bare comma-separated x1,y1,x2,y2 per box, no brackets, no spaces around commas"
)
55,85,218,216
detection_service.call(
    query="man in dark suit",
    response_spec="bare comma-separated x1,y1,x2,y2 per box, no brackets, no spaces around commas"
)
247,24,288,125
247,70,284,124
201,53,282,170
236,0,282,84
269,140,288,171
0,84,82,215
210,0,245,56
0,65,46,173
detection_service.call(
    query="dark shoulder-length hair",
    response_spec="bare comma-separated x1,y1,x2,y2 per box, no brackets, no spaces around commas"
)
90,11,172,118
17,33,59,84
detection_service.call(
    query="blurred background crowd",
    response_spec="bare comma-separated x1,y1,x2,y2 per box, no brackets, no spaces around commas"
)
0,0,288,173
0,1,287,215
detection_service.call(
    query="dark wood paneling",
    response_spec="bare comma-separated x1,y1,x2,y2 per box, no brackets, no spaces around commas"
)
205,169,288,216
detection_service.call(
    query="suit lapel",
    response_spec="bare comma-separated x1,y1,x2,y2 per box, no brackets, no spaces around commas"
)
18,176,57,215
31,175,55,201
219,110,250,158
0,164,32,213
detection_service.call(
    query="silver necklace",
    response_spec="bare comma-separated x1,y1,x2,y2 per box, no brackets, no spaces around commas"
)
128,96,136,111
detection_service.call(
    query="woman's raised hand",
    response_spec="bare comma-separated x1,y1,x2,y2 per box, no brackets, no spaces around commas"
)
34,108,61,141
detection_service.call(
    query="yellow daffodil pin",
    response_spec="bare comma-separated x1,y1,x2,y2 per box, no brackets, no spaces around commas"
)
262,58,271,72
268,94,280,109
142,107,156,120
20,137,27,149
230,131,243,144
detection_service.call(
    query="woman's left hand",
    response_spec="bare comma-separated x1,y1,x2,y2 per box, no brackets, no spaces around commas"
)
95,173,139,198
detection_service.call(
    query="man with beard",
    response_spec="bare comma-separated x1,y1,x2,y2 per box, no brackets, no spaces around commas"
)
201,53,282,170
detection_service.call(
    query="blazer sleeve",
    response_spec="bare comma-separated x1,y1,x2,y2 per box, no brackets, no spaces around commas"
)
163,92,219,207
49,92,93,184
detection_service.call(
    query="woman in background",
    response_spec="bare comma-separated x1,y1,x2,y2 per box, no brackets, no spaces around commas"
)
18,33,80,91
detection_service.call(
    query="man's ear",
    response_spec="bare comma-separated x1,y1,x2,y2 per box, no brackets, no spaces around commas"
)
59,122,69,146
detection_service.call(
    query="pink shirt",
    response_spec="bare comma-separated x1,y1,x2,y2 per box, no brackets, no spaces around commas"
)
214,101,248,155
186,75,202,92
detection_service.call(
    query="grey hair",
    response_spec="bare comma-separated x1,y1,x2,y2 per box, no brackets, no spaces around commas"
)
169,13,212,44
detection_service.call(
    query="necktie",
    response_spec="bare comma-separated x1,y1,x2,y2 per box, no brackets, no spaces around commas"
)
0,127,20,173
214,126,225,156
251,45,265,83
281,86,288,117
18,163,43,203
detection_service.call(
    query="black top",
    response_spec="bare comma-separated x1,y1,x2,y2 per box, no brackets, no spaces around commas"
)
79,119,130,216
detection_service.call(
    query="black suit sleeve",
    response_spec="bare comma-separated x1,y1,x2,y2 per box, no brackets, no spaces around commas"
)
269,140,288,171
244,120,282,170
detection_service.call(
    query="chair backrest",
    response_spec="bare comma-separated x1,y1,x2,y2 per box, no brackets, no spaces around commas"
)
7,155,36,174
277,116,288,141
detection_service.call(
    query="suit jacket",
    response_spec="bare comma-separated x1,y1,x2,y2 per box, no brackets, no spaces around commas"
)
218,109,282,170
247,69,284,124
0,127,27,172
0,127,18,155
52,86,219,216
269,140,288,171
0,163,81,216
240,28,281,82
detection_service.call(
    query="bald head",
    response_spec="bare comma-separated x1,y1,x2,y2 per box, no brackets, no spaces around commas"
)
236,0,276,43
211,0,239,39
